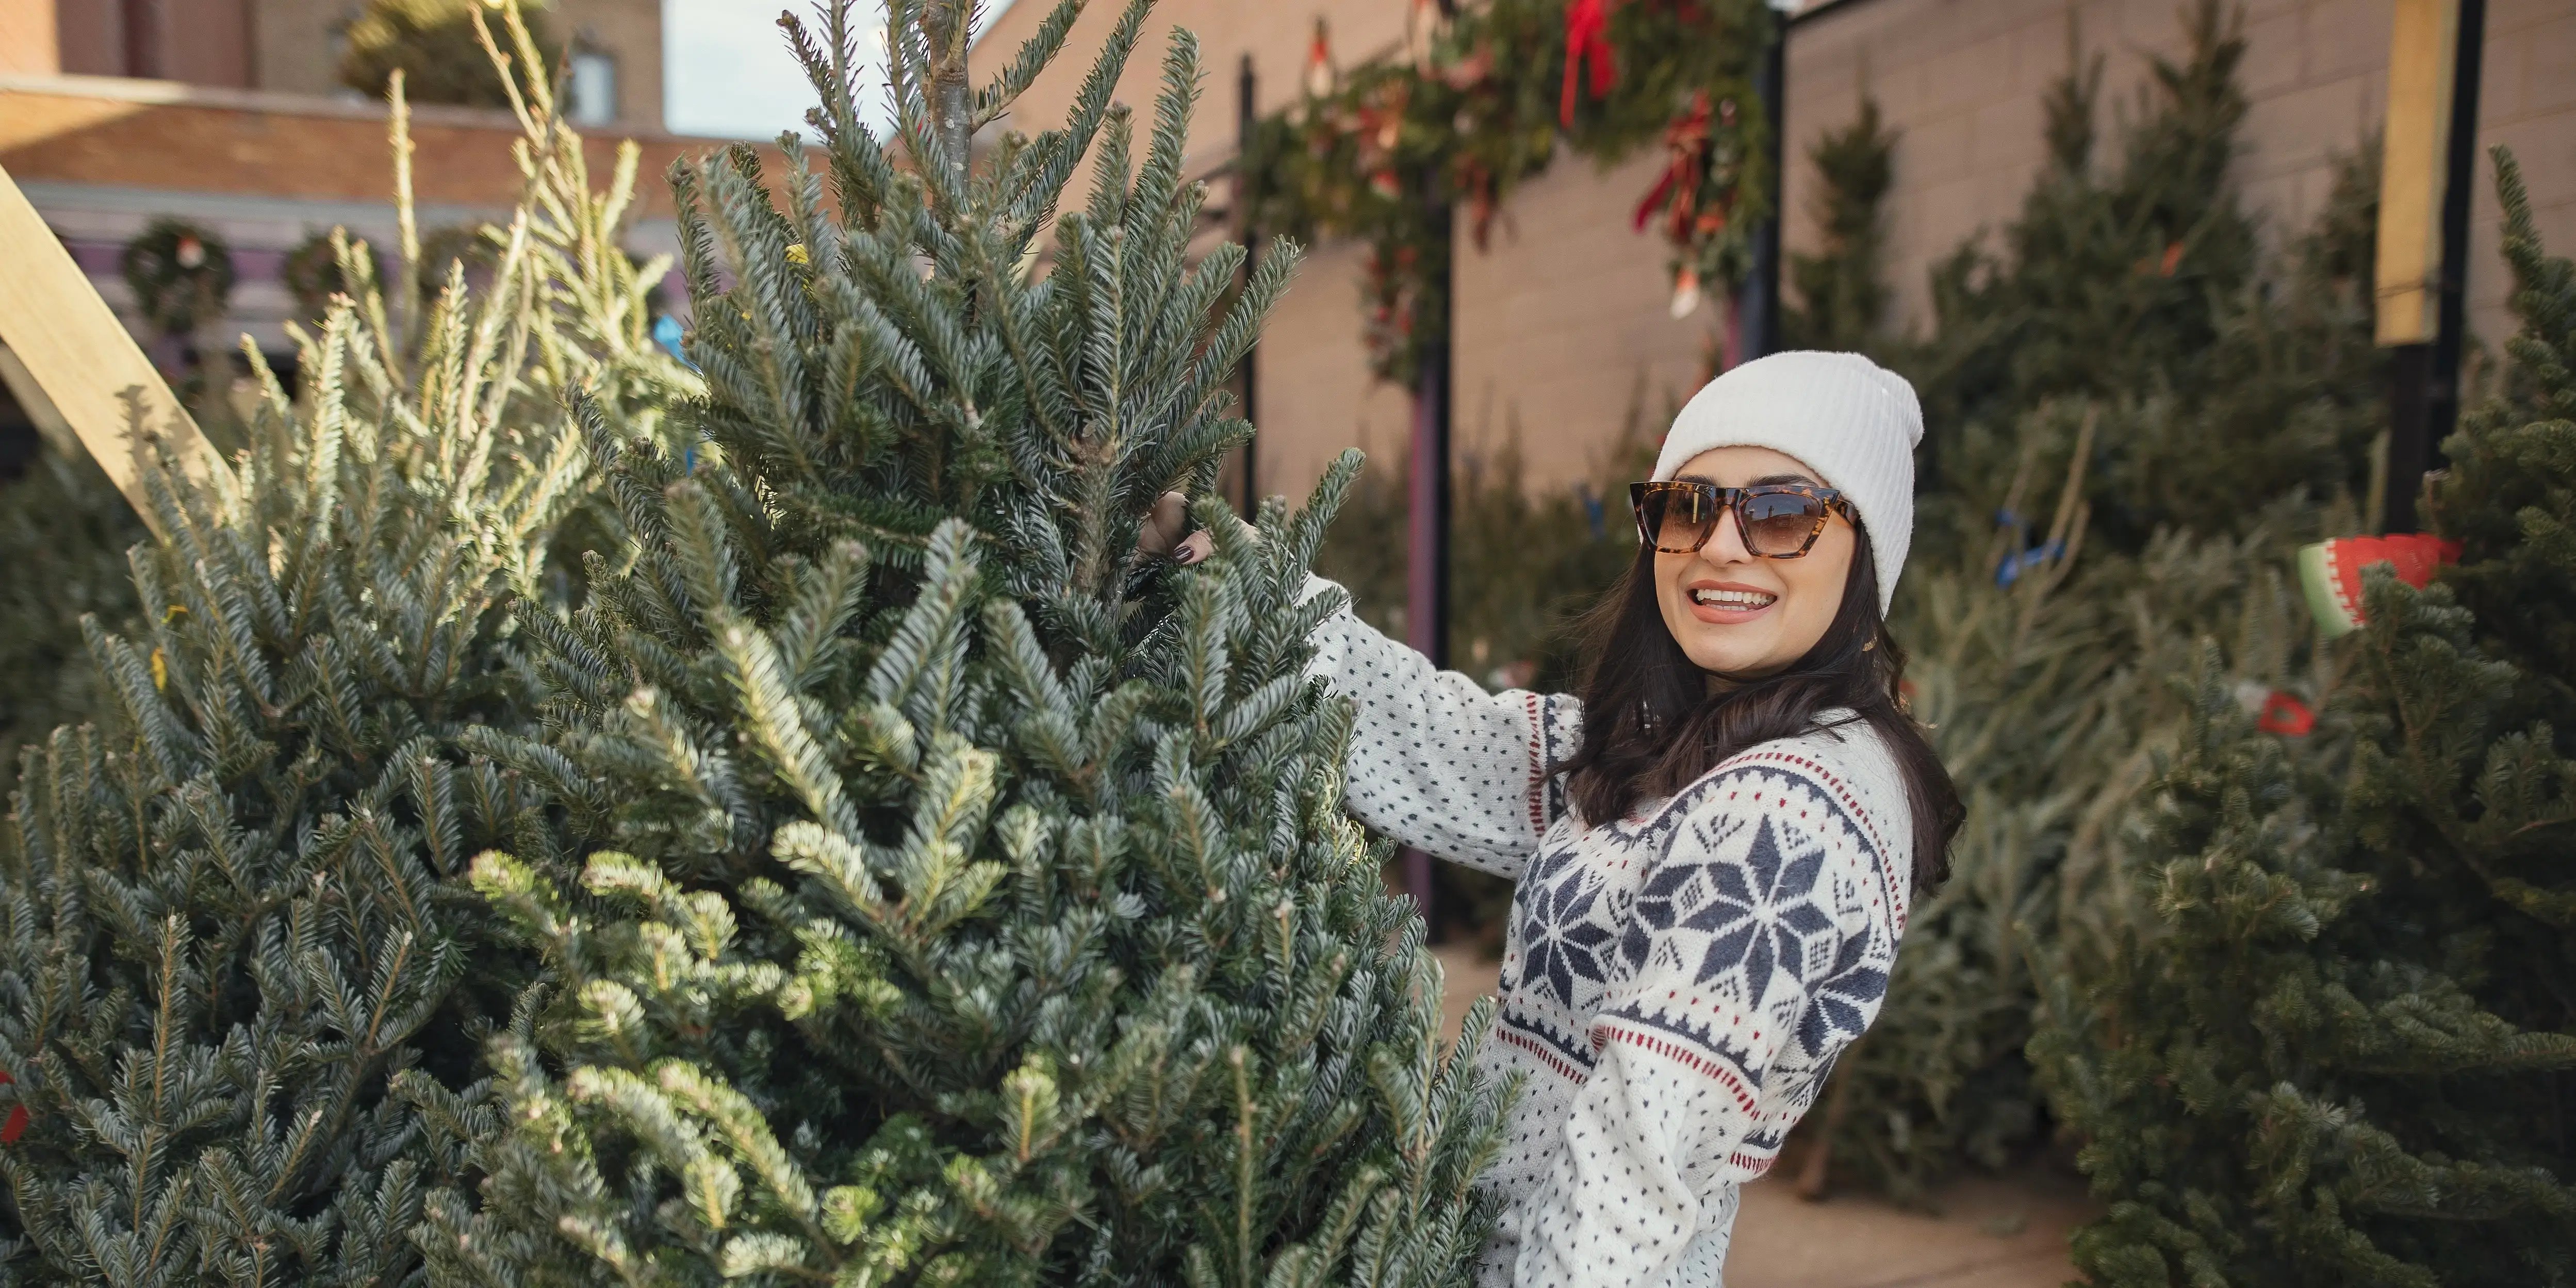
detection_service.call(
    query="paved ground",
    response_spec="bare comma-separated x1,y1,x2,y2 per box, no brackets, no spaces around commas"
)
1431,945,2092,1288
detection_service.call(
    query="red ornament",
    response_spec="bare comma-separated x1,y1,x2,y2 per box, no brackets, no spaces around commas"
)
1305,17,1336,98
1561,0,1618,128
2299,533,2463,640
2255,691,2316,737
0,1066,26,1144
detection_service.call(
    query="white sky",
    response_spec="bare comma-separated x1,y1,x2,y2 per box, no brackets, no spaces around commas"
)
662,1,1019,141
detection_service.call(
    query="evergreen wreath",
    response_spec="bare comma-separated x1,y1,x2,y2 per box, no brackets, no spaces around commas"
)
283,228,387,325
414,224,499,297
119,217,235,338
1244,0,1775,384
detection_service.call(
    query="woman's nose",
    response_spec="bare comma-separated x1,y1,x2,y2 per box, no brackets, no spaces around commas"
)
1703,504,1755,563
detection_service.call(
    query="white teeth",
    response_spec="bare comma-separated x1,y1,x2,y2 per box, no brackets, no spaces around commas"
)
1691,588,1777,609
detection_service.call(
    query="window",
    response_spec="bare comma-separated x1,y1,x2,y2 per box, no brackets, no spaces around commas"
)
568,50,618,126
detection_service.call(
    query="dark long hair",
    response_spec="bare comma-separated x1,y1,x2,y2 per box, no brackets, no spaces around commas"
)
1560,525,1961,888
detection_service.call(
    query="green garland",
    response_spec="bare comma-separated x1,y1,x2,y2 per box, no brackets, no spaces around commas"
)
1244,0,1776,385
283,229,387,325
120,217,235,338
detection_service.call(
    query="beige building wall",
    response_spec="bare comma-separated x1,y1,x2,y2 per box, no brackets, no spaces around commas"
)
29,0,662,129
977,0,2576,502
1450,149,1717,489
251,0,664,129
978,0,1715,503
1,0,59,75
2460,0,2576,350
247,0,354,97
975,0,1421,506
1782,0,2576,362
43,0,259,84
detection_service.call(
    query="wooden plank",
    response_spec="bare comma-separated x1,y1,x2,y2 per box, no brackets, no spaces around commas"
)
0,158,229,538
0,343,82,459
2375,0,2458,348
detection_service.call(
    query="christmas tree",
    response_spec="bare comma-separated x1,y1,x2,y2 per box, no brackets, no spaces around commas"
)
1901,0,2377,558
2033,151,2576,1287
340,0,563,110
419,2,1505,1282
0,28,693,1280
1779,97,1893,355
0,449,146,784
1782,0,2388,1198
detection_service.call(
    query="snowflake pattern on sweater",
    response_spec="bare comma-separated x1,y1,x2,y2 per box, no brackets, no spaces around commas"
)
1303,580,1913,1288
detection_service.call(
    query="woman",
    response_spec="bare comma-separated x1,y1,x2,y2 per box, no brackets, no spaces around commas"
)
1152,350,1961,1286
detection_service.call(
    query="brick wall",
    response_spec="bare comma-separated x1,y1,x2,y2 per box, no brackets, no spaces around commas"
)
0,78,709,213
1,0,58,76
1781,0,2576,360
975,0,1710,504
2462,0,2576,349
1449,148,1715,491
162,0,257,88
3,76,775,352
66,0,677,130
38,0,258,84
556,0,663,133
247,0,354,98
983,0,2576,507
975,0,1420,506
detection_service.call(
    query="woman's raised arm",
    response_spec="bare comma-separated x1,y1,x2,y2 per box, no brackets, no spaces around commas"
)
1301,579,1582,882
1139,491,1579,881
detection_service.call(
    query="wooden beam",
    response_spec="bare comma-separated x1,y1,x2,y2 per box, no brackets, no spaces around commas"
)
0,343,81,459
2375,0,2459,348
0,158,229,538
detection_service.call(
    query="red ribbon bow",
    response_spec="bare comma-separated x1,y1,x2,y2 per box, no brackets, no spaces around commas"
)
1633,90,1714,237
2256,691,2316,737
1561,0,1617,128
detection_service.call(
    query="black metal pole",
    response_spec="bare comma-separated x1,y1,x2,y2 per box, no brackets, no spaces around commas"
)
1409,281,1453,671
1745,12,1787,360
2386,343,2431,532
1402,189,1454,937
2426,0,2484,469
1236,53,1261,515
2386,0,2485,534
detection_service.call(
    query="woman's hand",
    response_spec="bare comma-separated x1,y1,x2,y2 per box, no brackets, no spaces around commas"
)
1141,491,1218,565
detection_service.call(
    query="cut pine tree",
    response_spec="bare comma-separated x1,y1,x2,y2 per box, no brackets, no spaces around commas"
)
2034,150,2576,1288
420,2,1507,1284
0,16,697,1281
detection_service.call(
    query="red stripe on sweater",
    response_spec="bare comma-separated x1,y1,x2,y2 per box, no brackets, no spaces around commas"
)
1521,691,1548,834
1593,1022,1759,1114
1500,1026,1591,1084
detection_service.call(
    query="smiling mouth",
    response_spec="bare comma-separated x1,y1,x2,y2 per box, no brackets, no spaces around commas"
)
1691,588,1778,610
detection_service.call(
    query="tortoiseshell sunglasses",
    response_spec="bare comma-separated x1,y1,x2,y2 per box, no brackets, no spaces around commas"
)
1629,481,1856,558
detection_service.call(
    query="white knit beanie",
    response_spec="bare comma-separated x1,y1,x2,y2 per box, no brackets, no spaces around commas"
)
1651,350,1922,613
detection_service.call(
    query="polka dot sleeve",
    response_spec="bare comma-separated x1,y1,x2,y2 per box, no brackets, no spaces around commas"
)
1301,575,1581,882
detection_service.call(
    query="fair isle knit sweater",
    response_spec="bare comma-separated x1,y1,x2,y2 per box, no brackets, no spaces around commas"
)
1305,582,1915,1287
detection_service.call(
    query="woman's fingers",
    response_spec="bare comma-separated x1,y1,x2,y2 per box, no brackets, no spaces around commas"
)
1139,491,1189,557
1139,491,1248,565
